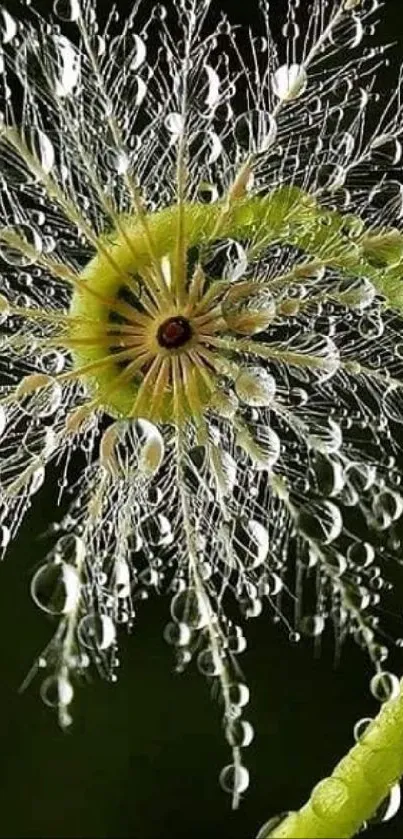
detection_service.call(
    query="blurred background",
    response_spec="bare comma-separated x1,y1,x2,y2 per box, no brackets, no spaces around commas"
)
0,1,402,837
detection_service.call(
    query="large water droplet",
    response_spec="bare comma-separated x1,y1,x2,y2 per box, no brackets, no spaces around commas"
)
53,0,81,21
223,284,276,334
0,223,42,267
272,63,308,101
27,127,55,175
300,615,325,637
219,763,250,795
347,541,375,568
78,614,116,650
235,367,276,406
232,518,269,569
16,374,62,418
235,110,277,153
0,9,17,44
40,674,74,708
296,500,342,544
225,719,254,748
370,671,400,702
368,783,401,824
171,587,208,630
31,561,80,615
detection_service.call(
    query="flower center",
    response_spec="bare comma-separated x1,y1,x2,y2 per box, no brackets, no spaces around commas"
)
157,316,193,349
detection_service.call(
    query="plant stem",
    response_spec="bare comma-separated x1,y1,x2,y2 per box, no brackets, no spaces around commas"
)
261,678,403,838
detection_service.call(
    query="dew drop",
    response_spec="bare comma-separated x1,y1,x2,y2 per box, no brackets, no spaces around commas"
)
272,63,308,101
171,587,208,630
165,112,184,136
296,500,342,544
225,720,254,748
223,284,276,334
219,763,250,795
197,648,223,677
235,367,276,407
347,541,375,568
235,110,277,153
0,9,17,44
40,674,74,708
368,783,401,824
137,420,164,477
27,127,55,174
0,405,6,439
31,561,80,615
353,716,373,743
256,813,293,839
16,374,62,418
227,682,250,708
78,613,116,650
53,0,81,21
163,621,192,647
232,518,269,569
0,223,42,267
369,671,400,702
370,134,402,166
300,615,325,637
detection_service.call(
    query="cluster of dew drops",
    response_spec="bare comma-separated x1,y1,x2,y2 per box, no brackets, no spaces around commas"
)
1,0,403,818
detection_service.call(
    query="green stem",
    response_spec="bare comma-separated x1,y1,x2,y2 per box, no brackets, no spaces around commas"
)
261,678,403,839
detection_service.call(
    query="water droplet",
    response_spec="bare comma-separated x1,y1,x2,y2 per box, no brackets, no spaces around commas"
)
232,518,269,569
347,542,375,568
300,615,325,637
31,561,80,615
235,367,276,406
235,110,277,153
330,14,364,48
256,813,293,839
137,420,164,477
78,613,116,650
272,63,308,101
197,648,223,676
130,33,147,71
316,163,346,192
0,9,17,44
296,500,342,544
171,587,208,630
40,674,74,708
165,112,184,136
225,720,254,748
16,374,62,418
0,223,42,267
114,558,131,598
163,621,192,647
370,671,400,702
141,513,173,546
309,453,345,497
223,284,276,334
308,418,342,454
53,0,81,21
368,783,401,824
358,312,384,339
227,625,247,654
353,716,373,743
219,763,250,795
27,127,55,174
311,778,350,820
227,682,250,708
373,490,403,523
370,134,402,166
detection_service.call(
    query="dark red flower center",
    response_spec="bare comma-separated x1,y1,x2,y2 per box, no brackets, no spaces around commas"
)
157,316,193,349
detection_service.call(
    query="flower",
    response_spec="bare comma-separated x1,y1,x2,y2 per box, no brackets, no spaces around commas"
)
0,0,403,810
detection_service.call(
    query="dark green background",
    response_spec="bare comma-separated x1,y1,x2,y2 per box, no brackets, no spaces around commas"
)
1,1,403,837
